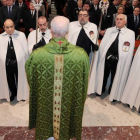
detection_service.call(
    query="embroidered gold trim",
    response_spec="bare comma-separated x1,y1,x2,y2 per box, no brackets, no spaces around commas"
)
53,54,64,139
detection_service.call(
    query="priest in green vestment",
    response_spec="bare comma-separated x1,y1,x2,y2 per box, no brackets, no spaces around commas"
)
25,16,89,140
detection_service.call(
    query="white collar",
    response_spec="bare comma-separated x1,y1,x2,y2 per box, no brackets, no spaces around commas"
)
113,26,127,35
77,21,89,28
2,30,19,36
38,28,50,39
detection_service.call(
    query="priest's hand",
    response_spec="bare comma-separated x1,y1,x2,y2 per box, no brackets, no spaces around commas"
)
107,55,118,63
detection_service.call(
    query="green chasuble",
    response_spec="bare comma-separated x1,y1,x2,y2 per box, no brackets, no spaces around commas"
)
25,37,89,140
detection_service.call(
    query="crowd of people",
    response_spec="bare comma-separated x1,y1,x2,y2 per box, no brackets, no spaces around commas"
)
0,0,51,37
0,0,140,139
63,0,140,39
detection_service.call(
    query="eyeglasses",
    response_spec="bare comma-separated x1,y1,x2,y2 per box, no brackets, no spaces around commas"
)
78,14,88,17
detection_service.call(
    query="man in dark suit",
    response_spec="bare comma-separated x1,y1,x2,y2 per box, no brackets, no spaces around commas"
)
90,0,100,13
66,0,78,21
15,0,28,27
0,0,20,30
23,2,42,37
126,0,139,15
73,0,83,21
83,1,94,23
127,7,140,39
108,0,119,15
94,6,113,39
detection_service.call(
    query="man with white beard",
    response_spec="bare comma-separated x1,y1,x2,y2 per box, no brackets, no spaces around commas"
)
88,14,135,102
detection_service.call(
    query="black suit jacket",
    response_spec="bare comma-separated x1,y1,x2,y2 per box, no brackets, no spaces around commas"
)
66,0,78,21
90,4,99,13
15,3,28,19
127,14,140,39
125,6,134,15
0,5,20,29
94,9,113,29
23,10,42,37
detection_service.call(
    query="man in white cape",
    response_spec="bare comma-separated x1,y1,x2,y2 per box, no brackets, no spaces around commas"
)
67,9,99,60
88,14,135,102
0,19,29,102
28,16,51,54
121,45,140,112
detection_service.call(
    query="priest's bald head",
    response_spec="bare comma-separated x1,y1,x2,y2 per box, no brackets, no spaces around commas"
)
51,16,69,38
115,14,127,29
3,19,15,35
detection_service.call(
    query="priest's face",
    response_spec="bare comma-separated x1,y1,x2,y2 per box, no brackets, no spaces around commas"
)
115,14,127,29
3,20,15,35
78,11,89,26
38,18,48,33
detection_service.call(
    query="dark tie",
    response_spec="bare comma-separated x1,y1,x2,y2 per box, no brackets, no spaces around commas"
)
135,16,138,28
41,33,46,46
31,11,34,18
8,7,11,18
103,10,107,20
107,29,121,56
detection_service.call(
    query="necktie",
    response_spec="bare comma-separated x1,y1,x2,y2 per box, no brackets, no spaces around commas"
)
8,7,11,17
108,29,121,56
31,11,34,18
94,5,97,10
9,36,14,49
19,3,22,8
103,10,107,20
135,16,138,28
41,33,46,46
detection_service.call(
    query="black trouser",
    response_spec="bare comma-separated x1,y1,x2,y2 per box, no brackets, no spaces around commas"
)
102,59,118,93
6,64,18,97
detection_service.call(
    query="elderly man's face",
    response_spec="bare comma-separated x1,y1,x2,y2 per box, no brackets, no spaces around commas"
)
4,20,15,35
133,0,138,6
2,0,7,6
115,14,127,29
83,4,90,11
29,3,35,10
78,11,89,25
133,8,140,16
7,0,13,6
38,18,48,32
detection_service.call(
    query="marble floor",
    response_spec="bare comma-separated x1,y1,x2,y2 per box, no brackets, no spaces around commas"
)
0,91,140,139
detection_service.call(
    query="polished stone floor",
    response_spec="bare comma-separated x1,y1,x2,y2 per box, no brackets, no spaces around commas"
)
0,91,140,140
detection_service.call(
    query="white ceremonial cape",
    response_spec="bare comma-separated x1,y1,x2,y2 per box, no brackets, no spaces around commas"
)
67,21,99,92
88,26,135,101
121,45,140,111
28,28,51,54
0,30,29,102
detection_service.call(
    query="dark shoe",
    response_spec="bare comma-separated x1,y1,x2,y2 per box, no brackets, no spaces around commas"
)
21,100,25,102
96,93,101,96
10,95,15,102
112,99,116,102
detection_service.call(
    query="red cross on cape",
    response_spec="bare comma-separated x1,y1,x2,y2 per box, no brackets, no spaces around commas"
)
57,40,63,46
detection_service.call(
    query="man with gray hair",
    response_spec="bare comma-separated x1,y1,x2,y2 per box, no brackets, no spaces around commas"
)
25,16,89,140
88,14,135,102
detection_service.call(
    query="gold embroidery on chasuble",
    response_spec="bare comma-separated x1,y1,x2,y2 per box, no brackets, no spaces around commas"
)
53,55,64,140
